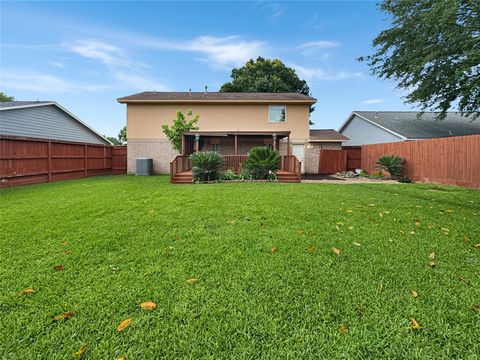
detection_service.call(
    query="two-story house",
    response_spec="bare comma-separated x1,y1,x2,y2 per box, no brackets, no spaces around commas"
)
117,91,347,181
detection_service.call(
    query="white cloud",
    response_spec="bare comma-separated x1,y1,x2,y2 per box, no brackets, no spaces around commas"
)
292,64,364,81
299,41,340,57
1,71,109,93
299,41,340,49
361,99,385,104
137,35,266,68
113,72,169,91
68,39,146,70
48,61,65,68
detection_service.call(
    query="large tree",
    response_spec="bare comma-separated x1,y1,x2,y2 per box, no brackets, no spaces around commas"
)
221,57,311,95
0,92,14,102
162,110,199,153
359,0,480,119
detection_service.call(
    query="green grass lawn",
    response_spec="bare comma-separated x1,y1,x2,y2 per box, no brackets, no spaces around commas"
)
1,176,479,359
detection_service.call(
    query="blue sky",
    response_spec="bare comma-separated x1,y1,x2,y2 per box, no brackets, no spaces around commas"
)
1,1,418,137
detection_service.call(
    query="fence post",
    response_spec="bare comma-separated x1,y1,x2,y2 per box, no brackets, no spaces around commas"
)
47,141,52,182
84,144,88,177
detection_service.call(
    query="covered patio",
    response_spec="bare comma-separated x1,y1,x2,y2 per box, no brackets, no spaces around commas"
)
171,131,301,183
181,131,292,156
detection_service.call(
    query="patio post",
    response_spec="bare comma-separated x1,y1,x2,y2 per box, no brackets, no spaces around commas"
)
287,134,291,155
194,134,200,152
272,133,277,151
234,135,238,155
181,134,185,155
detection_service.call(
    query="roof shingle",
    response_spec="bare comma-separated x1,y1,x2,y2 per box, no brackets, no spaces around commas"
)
309,129,349,142
117,91,316,103
352,111,480,139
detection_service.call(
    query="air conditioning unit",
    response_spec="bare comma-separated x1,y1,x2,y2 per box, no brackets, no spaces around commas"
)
136,158,153,176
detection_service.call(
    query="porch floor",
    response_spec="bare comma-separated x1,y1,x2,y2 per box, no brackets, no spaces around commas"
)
172,170,300,184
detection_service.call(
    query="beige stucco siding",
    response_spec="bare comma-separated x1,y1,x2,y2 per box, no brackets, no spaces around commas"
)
127,103,310,141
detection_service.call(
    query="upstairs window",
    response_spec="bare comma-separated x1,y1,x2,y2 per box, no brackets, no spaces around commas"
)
268,105,286,123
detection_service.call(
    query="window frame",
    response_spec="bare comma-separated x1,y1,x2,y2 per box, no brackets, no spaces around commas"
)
268,105,287,123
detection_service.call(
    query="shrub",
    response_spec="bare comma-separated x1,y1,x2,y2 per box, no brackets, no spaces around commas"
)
244,147,280,180
189,152,224,182
220,169,238,181
376,155,404,179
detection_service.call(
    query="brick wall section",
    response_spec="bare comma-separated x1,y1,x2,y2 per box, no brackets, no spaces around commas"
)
304,142,342,174
128,138,178,174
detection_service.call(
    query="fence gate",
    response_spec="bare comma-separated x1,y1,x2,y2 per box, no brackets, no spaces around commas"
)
318,149,347,174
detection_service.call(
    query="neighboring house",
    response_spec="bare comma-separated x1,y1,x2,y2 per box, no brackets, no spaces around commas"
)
339,111,480,146
118,91,347,175
0,101,111,145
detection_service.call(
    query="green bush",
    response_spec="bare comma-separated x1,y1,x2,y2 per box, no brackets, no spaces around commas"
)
220,169,238,181
244,147,280,180
189,152,224,182
376,155,404,179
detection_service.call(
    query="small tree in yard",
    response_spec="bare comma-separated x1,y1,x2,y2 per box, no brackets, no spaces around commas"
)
162,110,199,152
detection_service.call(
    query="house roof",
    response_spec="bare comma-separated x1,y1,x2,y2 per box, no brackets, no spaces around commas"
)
0,101,112,144
309,129,349,142
339,111,480,139
0,101,53,108
117,91,316,104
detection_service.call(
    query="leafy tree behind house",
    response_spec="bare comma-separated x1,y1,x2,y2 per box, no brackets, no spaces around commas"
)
0,92,15,102
220,57,314,123
118,126,127,143
106,136,121,145
162,110,199,153
359,0,479,119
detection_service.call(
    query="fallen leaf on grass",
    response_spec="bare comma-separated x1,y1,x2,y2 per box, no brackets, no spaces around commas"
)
53,311,74,321
459,276,466,282
271,246,278,253
446,209,454,213
116,317,132,332
415,220,421,227
332,247,341,256
338,324,348,333
441,227,450,235
73,345,87,358
117,357,125,360
346,209,353,214
410,290,418,298
429,261,436,268
20,288,35,295
140,301,156,311
306,245,315,254
186,278,198,285
473,244,480,249
410,318,421,330
61,241,69,246
64,250,72,254
410,230,416,235
472,304,480,312
53,265,64,271
429,252,435,260
379,212,384,218
400,230,405,235
298,229,305,235
353,242,361,247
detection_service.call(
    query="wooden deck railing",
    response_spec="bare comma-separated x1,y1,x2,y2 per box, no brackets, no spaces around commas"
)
170,154,302,181
280,155,302,180
170,155,191,182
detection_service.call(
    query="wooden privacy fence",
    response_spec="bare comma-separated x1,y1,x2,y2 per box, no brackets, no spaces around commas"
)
0,135,127,188
361,135,480,188
318,147,362,174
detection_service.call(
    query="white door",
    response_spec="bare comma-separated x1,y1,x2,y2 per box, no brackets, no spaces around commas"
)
291,145,305,173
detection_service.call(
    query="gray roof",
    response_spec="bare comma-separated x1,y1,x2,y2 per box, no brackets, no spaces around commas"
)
118,91,316,103
0,101,53,108
309,129,349,141
349,111,480,139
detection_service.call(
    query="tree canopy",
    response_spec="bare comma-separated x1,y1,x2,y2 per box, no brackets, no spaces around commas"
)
118,126,127,143
359,0,480,119
0,92,15,102
220,57,311,96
